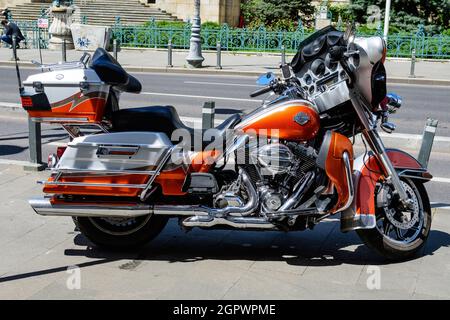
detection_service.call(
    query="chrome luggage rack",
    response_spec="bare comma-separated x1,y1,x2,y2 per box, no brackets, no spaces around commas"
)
32,52,91,72
39,146,175,201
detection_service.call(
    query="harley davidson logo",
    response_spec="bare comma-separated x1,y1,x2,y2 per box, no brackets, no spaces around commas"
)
294,112,310,125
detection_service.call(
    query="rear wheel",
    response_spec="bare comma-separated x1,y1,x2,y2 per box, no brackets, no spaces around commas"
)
76,214,168,250
356,178,431,261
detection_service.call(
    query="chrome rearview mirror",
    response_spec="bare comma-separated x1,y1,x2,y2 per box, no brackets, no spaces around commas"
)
256,72,275,86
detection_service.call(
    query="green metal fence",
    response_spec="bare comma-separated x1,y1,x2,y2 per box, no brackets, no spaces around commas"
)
5,17,450,59
112,20,450,59
14,20,50,49
7,8,50,49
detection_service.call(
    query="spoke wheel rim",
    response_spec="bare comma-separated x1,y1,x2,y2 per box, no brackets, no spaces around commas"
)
375,180,424,246
89,215,152,236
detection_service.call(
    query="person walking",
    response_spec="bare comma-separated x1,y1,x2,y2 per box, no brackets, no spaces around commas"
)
1,19,25,48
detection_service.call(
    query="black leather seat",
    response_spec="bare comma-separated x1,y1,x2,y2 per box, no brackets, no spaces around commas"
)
112,106,241,150
90,48,142,93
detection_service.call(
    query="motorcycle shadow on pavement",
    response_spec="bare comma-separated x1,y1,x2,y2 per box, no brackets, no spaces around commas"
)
1,220,448,285
64,218,450,268
0,144,27,156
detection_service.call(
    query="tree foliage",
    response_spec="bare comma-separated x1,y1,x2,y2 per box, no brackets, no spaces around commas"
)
346,0,449,33
241,0,315,30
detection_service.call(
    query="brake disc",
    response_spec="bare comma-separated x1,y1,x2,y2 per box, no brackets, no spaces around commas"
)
377,182,420,230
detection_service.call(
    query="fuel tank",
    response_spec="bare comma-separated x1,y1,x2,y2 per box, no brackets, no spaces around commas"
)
236,100,320,141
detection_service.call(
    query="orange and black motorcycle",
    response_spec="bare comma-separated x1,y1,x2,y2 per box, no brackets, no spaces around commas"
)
21,26,432,260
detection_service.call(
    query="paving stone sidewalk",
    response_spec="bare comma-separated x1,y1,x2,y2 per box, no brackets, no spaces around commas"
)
0,163,449,299
1,47,450,81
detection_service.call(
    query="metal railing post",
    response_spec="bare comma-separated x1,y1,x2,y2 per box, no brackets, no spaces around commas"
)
113,39,118,61
202,101,215,130
418,118,438,168
216,41,222,70
62,38,67,62
38,27,43,65
281,45,286,65
28,117,42,165
409,48,416,78
12,36,21,88
167,39,173,67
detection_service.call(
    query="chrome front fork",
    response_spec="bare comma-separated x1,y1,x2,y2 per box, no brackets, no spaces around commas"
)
349,88,412,208
362,129,411,207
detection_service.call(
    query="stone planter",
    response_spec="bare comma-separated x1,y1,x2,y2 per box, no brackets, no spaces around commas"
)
48,5,75,50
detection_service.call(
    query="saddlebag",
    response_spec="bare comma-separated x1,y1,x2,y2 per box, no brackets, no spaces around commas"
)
42,132,176,198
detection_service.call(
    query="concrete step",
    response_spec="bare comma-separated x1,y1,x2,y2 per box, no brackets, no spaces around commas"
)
8,0,180,25
13,10,170,17
13,6,165,13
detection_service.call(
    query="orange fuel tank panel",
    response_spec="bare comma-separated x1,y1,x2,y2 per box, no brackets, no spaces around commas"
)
237,100,320,141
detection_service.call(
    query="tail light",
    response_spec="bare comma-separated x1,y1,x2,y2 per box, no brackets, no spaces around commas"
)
56,146,67,159
48,146,67,169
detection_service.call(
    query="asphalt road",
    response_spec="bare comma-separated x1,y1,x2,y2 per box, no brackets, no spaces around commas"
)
0,66,449,135
0,68,449,203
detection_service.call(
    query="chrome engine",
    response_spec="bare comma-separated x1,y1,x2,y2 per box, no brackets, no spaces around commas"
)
213,142,318,214
257,142,317,212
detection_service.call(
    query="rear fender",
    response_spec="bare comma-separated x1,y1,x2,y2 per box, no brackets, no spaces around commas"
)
340,148,432,232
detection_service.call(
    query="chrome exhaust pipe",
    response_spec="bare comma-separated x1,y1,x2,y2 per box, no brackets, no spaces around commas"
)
182,215,277,230
30,170,259,219
29,197,152,218
153,169,258,217
30,198,214,218
277,171,315,211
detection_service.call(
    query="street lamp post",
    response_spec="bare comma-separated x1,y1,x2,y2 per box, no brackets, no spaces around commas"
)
383,0,391,41
186,0,204,68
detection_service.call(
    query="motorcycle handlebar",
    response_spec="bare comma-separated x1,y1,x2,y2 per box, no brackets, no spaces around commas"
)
250,85,273,98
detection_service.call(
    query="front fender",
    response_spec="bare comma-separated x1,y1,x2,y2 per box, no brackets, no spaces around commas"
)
340,149,432,232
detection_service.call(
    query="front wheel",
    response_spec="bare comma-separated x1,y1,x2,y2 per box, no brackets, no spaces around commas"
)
357,178,432,261
76,214,168,250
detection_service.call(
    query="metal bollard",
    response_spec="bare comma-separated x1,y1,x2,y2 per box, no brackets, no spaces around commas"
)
409,48,416,78
202,101,215,130
167,40,173,67
28,117,42,165
418,118,438,168
113,39,118,61
216,41,222,70
281,45,286,65
62,39,67,62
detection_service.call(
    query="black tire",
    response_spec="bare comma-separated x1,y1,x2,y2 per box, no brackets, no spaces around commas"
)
76,214,168,250
356,179,432,261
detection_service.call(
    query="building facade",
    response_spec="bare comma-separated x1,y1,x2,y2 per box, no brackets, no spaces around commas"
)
1,0,351,26
155,0,241,26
